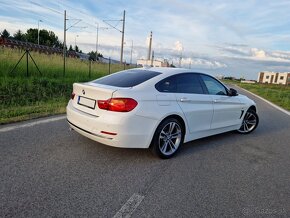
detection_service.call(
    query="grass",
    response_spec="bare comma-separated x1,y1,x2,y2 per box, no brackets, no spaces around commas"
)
0,47,128,78
0,47,134,124
223,80,290,111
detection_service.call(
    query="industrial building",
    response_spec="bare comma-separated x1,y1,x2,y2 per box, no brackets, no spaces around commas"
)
137,59,170,67
258,71,290,85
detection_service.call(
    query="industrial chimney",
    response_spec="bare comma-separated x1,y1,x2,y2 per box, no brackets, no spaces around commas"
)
147,31,152,61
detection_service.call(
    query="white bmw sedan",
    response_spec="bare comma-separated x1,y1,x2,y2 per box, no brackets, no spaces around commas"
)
67,67,259,158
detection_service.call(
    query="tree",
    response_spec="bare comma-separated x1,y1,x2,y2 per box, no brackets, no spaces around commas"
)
69,45,73,51
13,30,25,41
48,31,60,47
21,28,62,47
88,51,96,61
75,45,79,52
25,28,38,44
1,29,10,38
88,51,103,61
9,28,78,51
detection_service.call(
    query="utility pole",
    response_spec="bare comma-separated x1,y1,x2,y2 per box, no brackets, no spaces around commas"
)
179,48,183,67
38,19,43,45
63,11,84,76
151,50,154,66
130,40,133,65
63,10,66,77
96,22,99,58
95,22,108,60
120,10,126,64
102,10,125,63
148,31,152,61
75,34,79,50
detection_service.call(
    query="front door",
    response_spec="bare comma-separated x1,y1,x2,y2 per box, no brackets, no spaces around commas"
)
199,75,244,129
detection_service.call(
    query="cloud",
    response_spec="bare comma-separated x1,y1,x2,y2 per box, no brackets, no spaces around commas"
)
181,57,227,69
220,44,290,63
174,41,183,52
250,48,267,58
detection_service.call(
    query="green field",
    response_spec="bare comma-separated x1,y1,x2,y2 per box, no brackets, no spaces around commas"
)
0,47,132,124
238,83,290,110
223,80,290,111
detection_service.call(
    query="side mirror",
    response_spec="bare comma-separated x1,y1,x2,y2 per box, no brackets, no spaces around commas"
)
229,88,238,96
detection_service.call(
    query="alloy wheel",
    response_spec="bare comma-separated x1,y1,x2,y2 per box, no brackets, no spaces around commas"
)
158,121,182,156
238,110,258,133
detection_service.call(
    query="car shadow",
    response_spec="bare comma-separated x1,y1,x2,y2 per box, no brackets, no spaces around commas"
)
73,133,157,161
178,131,237,157
70,120,279,160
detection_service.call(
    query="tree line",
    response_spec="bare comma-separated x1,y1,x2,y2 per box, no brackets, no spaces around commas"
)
1,28,63,48
1,29,103,60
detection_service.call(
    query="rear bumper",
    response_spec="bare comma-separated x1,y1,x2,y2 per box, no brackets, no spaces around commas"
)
66,100,158,148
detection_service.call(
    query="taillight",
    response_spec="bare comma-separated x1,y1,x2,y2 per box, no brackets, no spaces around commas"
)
98,98,138,112
71,92,75,100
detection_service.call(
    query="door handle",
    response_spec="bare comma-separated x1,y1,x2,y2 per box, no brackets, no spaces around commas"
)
214,99,222,103
180,98,189,102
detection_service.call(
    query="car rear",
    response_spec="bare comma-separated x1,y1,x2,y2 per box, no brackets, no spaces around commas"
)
66,69,163,148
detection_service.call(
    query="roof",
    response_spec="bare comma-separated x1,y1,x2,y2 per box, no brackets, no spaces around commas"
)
141,67,207,76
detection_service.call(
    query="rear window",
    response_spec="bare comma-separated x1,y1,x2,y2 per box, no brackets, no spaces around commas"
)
93,69,161,87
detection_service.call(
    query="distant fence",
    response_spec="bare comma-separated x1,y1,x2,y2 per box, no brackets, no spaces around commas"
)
0,45,137,79
0,36,77,58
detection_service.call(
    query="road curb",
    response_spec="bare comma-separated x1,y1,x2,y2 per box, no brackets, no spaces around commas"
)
0,115,66,133
236,85,290,117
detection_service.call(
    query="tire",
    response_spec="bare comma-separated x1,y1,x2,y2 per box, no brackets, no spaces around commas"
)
237,109,259,134
151,118,184,159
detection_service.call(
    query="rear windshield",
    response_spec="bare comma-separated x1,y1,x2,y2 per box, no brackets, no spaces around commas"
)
92,69,161,87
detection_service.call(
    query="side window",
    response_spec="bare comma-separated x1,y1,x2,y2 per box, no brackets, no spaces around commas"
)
155,76,177,92
200,75,228,95
176,74,204,94
155,73,204,94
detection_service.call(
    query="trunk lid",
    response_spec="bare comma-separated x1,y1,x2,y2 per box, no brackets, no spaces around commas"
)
72,82,117,116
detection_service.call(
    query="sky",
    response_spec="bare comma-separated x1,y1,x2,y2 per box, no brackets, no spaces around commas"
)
1,0,290,79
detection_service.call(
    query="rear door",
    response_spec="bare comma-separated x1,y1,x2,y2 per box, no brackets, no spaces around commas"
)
165,73,213,133
199,75,244,129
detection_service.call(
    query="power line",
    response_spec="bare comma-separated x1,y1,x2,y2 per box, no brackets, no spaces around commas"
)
102,20,122,32
61,3,97,20
29,1,63,15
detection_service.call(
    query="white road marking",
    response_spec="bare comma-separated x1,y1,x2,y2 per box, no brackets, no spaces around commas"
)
113,193,145,218
238,86,290,116
0,115,66,133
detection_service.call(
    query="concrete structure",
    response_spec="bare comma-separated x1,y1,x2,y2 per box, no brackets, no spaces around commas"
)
258,71,290,85
147,31,152,61
137,59,170,67
241,80,256,84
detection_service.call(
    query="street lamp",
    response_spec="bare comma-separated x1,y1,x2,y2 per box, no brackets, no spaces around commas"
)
96,22,99,57
95,22,108,60
38,19,43,45
75,35,79,51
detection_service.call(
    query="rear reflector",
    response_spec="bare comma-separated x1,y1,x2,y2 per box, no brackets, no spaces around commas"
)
98,98,138,112
101,131,117,136
71,92,75,100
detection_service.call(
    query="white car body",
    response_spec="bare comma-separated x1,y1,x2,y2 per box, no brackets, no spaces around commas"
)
67,67,257,152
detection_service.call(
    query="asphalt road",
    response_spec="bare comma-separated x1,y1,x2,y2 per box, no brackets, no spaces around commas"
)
1,88,289,217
